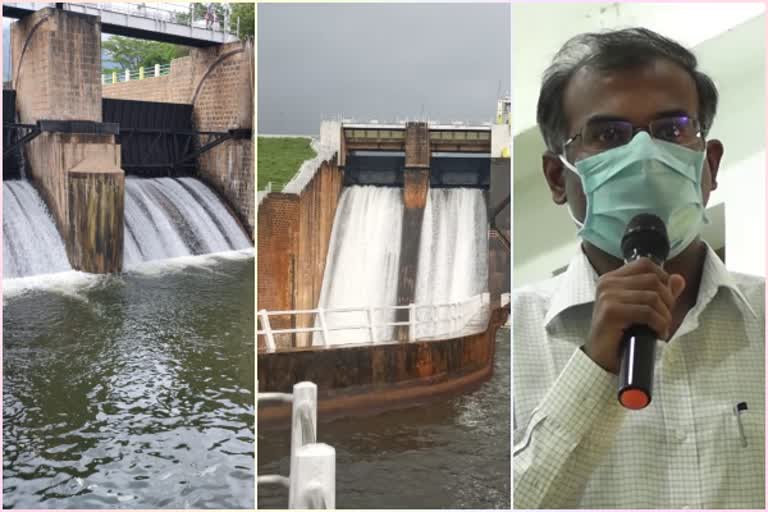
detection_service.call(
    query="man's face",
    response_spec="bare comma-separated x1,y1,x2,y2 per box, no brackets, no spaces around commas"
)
543,58,722,222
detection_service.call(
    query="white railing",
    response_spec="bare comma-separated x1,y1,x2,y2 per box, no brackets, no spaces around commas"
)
102,63,172,85
257,382,335,509
258,292,491,352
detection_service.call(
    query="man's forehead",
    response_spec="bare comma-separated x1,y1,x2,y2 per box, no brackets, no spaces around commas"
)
562,58,700,127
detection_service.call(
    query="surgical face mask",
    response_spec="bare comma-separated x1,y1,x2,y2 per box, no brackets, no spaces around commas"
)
560,131,708,260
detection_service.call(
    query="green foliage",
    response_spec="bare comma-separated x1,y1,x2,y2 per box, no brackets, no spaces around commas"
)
102,36,188,73
230,3,254,40
174,3,254,40
257,138,317,191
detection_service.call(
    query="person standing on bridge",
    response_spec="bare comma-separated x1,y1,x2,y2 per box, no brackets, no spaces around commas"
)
205,3,214,30
512,27,764,509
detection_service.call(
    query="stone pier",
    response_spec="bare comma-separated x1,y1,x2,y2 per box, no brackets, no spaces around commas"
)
395,122,431,341
12,7,124,273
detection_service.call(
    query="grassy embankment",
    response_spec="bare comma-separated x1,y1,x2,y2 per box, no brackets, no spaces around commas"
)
257,137,317,192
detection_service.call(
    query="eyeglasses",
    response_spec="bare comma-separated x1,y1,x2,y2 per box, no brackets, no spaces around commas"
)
563,115,704,155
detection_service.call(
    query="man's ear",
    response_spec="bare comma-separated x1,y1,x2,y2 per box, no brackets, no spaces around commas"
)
543,151,568,205
705,139,724,191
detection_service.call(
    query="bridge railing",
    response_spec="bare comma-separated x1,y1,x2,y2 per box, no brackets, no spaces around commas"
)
257,382,336,509
258,292,491,352
65,2,238,34
102,63,172,85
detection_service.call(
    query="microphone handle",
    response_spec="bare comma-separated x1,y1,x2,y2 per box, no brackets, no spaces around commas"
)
618,325,657,410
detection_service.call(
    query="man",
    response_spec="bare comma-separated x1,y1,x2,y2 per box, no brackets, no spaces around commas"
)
513,28,764,509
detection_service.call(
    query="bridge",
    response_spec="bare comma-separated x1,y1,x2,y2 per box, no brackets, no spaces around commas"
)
2,2,239,46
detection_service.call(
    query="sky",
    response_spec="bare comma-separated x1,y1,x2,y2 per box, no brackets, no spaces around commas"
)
257,3,510,135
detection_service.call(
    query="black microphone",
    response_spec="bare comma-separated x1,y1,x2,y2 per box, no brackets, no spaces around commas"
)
618,213,670,410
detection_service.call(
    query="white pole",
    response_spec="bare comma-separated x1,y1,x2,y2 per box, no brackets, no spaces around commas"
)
289,443,335,509
258,310,276,352
154,63,160,77
317,308,330,347
366,307,376,343
124,68,130,81
289,382,318,504
409,303,416,342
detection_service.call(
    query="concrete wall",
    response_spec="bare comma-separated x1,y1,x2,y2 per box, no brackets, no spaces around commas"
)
12,8,124,273
258,307,508,425
257,158,344,348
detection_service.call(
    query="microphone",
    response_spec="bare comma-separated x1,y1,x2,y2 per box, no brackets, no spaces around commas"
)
618,213,670,410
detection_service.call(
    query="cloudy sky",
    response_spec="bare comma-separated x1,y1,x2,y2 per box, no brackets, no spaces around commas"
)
258,3,510,135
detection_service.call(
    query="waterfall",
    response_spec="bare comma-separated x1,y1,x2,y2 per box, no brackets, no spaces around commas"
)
315,185,488,346
314,186,404,345
3,180,71,279
123,177,250,266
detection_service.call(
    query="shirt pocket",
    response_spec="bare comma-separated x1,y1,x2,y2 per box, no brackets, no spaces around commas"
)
697,403,764,506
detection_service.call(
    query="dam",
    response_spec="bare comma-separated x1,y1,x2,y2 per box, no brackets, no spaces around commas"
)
256,116,511,508
2,3,255,509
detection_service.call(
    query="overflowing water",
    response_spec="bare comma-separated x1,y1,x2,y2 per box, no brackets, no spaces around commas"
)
315,185,489,346
314,186,403,345
124,177,251,267
415,188,489,337
3,180,72,278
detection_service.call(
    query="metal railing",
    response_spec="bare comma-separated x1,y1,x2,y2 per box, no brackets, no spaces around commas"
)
258,292,491,352
257,382,335,509
65,2,238,35
102,63,172,85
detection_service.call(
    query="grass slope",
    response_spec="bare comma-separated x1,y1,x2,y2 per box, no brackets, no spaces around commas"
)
257,137,316,192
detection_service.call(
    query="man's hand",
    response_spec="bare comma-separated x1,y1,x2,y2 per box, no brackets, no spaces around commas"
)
585,258,686,374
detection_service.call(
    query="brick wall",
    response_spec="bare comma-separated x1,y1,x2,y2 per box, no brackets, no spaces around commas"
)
257,158,344,349
13,8,102,122
193,41,254,235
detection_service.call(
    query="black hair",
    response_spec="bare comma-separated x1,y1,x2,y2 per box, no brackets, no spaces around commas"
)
536,27,718,153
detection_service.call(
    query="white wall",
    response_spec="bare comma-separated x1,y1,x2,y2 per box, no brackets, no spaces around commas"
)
714,151,767,277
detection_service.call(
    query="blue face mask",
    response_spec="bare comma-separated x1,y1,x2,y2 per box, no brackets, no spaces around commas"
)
560,131,708,260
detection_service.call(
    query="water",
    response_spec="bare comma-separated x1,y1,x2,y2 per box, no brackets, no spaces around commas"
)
416,188,489,304
257,328,510,509
124,177,251,267
3,252,255,509
314,186,403,345
3,181,72,278
415,189,489,338
315,186,489,345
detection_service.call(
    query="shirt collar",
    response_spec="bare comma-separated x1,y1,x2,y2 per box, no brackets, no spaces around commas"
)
543,242,757,329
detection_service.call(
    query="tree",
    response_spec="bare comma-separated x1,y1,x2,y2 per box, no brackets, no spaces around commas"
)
102,36,189,73
174,3,253,40
230,3,254,40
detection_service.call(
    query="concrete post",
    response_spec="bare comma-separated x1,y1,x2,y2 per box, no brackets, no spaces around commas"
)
154,63,160,77
139,66,144,80
395,122,430,341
